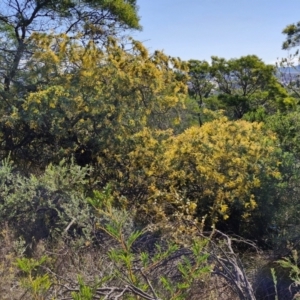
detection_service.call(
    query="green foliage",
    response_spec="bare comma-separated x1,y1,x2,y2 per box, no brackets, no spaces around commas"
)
71,277,95,300
277,250,300,288
86,190,212,299
16,256,51,300
265,110,300,159
87,185,114,210
187,60,215,126
185,55,294,126
0,0,140,40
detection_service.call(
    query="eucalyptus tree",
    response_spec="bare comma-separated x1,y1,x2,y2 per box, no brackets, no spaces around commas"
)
187,59,215,126
210,55,294,119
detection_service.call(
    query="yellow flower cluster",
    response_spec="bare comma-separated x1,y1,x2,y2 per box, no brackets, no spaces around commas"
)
146,118,280,224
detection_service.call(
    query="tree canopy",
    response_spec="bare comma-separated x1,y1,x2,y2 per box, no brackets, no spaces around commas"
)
186,55,296,125
0,0,140,96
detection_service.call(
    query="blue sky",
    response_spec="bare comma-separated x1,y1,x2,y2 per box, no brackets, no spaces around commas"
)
132,0,300,64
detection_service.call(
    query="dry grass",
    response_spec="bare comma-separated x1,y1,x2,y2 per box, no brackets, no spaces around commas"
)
0,224,298,300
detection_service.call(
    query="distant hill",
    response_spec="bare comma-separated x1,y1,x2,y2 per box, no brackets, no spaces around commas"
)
276,66,300,85
277,65,300,74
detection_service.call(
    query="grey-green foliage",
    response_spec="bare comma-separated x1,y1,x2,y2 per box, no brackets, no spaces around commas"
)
0,157,93,244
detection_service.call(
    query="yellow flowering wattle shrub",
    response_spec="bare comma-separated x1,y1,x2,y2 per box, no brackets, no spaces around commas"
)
144,118,281,228
6,33,188,176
